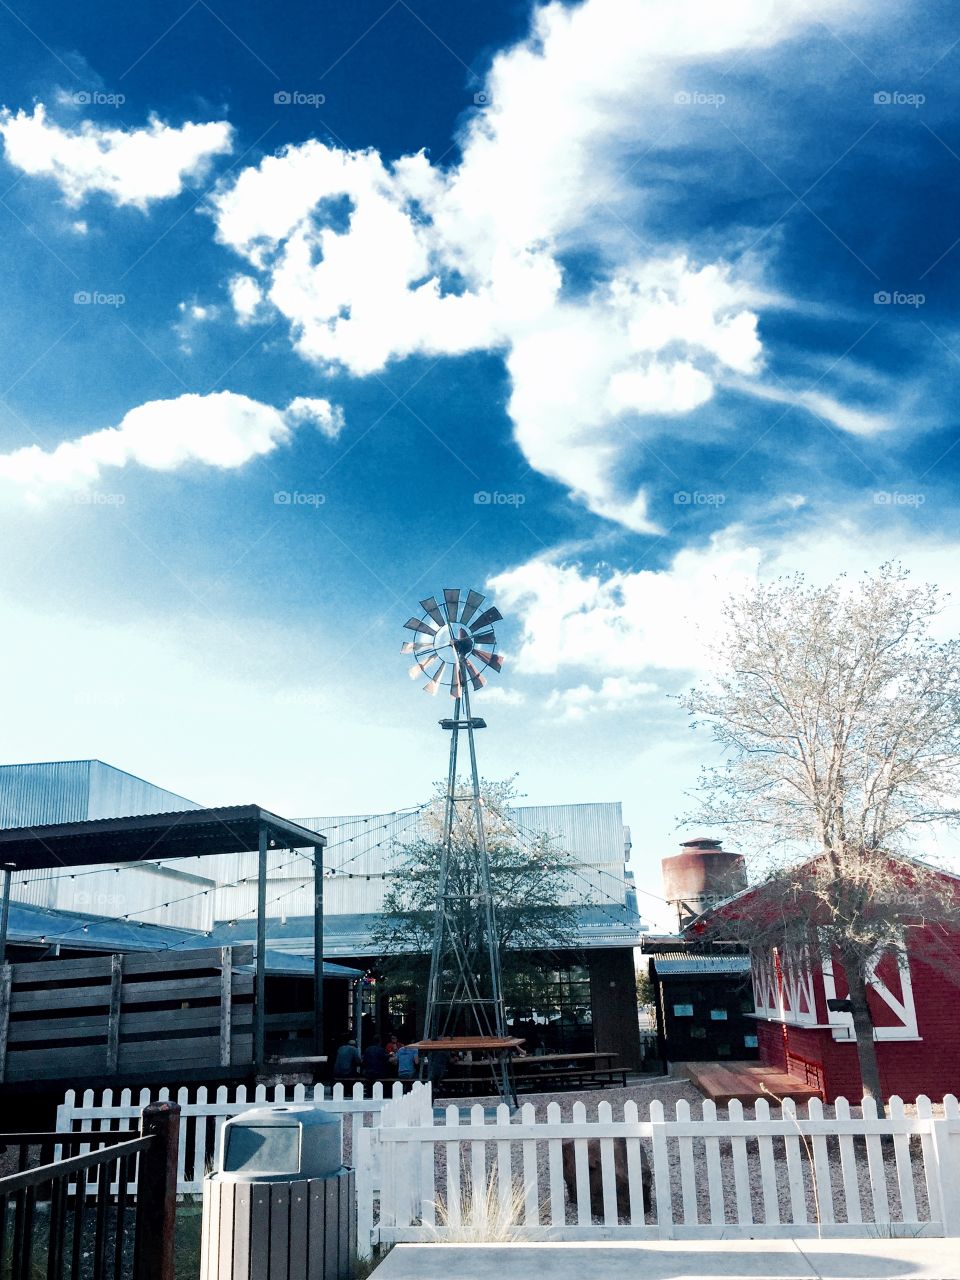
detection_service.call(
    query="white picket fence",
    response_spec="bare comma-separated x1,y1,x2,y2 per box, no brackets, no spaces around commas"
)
356,1092,960,1255
56,1081,420,1195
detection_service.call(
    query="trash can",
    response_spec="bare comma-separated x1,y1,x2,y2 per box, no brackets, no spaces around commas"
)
200,1105,356,1280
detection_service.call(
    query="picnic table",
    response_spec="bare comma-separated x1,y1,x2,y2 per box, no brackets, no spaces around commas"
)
445,1049,627,1094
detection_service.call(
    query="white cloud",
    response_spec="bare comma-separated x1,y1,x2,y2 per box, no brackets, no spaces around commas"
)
229,274,265,323
285,396,345,440
0,104,232,208
490,520,960,681
209,0,866,530
490,535,761,676
474,685,526,706
547,675,658,720
0,391,344,499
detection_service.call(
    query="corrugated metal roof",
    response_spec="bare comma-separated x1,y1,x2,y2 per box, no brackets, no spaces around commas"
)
5,901,358,977
202,904,646,958
651,955,752,975
4,899,202,952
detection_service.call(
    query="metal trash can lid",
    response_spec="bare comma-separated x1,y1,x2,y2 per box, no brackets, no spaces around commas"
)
216,1105,342,1182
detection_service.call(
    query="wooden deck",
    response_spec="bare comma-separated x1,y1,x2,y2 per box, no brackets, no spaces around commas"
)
681,1061,823,1106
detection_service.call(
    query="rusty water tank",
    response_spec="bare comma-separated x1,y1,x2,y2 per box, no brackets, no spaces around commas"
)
661,836,747,931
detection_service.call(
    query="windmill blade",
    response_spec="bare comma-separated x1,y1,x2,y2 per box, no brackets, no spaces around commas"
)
470,606,502,632
443,588,461,623
465,660,487,691
419,596,445,627
404,617,438,637
402,592,506,697
473,648,504,672
410,654,441,679
459,589,485,626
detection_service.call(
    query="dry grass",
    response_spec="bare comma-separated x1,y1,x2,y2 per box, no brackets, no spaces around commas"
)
428,1166,533,1243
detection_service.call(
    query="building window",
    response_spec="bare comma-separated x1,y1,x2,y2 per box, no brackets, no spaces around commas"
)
690,1027,706,1039
744,1034,759,1048
717,1043,731,1057
673,1003,694,1017
710,1009,728,1021
506,964,594,1053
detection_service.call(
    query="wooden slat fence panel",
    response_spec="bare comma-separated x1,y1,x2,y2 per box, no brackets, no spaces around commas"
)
1,949,257,1083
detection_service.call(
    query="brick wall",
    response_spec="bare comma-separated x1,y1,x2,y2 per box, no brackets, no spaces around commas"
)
590,947,642,1069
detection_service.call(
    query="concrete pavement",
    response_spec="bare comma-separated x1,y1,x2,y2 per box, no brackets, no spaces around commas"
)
374,1239,960,1279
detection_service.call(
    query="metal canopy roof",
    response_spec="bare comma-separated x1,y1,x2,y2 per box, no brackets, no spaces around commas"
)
0,805,326,870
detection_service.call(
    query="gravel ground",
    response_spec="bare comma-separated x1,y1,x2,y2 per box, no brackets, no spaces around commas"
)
399,1075,939,1229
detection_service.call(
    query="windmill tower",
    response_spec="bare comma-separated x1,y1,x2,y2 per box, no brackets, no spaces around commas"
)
401,588,516,1100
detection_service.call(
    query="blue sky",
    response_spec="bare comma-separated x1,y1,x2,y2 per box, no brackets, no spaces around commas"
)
2,0,960,923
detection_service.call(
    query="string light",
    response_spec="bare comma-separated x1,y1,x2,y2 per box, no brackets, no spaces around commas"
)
14,798,639,950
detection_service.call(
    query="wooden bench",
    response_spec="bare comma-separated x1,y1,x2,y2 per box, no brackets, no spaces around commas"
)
516,1066,628,1090
439,1066,628,1095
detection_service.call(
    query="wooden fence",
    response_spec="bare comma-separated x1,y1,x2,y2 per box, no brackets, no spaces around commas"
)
357,1092,960,1254
0,948,255,1084
0,1103,179,1280
57,1081,428,1195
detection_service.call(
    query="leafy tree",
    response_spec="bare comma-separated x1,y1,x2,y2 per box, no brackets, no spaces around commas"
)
680,563,960,1107
636,969,655,1010
371,777,578,1022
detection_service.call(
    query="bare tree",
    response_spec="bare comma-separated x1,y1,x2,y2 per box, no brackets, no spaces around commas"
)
680,563,960,1106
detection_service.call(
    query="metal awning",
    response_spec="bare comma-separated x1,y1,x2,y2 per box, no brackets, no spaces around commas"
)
0,804,325,869
0,804,328,1068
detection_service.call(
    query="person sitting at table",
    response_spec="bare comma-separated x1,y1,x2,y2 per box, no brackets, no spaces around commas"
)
361,1037,390,1081
395,1042,419,1079
333,1038,361,1078
427,1049,450,1086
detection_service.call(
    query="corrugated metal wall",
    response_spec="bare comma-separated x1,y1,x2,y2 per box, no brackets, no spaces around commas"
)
0,760,92,828
85,760,200,820
11,862,216,931
210,801,632,924
0,759,198,828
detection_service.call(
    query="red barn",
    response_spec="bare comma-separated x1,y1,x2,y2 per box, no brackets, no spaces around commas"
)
696,858,960,1103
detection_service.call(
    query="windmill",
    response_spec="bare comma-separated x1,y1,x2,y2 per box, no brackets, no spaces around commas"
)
401,588,519,1100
